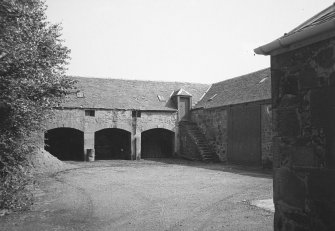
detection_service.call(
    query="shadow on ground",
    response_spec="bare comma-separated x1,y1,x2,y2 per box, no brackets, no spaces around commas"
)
146,158,273,179
65,157,273,179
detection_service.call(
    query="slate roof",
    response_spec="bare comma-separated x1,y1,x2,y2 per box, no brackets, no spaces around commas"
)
285,3,335,38
194,68,271,109
61,77,209,111
254,3,335,55
171,88,192,97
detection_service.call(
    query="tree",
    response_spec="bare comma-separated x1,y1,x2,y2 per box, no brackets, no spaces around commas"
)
0,0,74,210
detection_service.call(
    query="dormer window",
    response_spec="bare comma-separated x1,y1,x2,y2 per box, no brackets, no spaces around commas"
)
157,95,166,102
259,77,268,83
76,92,84,98
208,94,217,101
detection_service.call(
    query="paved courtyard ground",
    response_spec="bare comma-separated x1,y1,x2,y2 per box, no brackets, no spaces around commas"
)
0,159,273,231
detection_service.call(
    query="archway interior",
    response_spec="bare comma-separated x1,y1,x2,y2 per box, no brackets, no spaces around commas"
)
94,128,131,160
45,128,84,161
141,128,174,158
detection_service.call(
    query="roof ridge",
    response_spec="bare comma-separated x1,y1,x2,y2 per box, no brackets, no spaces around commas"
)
67,75,207,85
212,68,270,85
287,3,335,36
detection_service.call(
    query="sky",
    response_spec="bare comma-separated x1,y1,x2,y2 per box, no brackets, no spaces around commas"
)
45,0,333,84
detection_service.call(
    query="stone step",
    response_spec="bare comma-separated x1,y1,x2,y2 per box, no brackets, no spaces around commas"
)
198,146,210,149
180,121,219,163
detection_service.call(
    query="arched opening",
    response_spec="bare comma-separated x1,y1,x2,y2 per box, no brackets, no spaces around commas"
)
141,128,174,158
44,128,84,161
95,128,131,160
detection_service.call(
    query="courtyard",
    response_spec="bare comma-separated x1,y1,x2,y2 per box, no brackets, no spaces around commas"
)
0,159,273,231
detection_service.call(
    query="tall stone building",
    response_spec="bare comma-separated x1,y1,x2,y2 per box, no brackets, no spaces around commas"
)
255,3,335,230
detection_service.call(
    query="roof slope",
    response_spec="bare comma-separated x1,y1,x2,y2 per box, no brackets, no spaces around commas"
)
254,3,335,55
61,77,209,111
195,68,271,109
286,4,335,37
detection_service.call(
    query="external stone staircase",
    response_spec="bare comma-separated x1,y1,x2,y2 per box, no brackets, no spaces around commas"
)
179,121,219,162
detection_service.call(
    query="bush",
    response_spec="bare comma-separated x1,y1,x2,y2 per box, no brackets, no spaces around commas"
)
0,165,32,211
0,0,74,210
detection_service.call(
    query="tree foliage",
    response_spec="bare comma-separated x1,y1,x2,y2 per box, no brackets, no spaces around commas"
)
0,0,74,210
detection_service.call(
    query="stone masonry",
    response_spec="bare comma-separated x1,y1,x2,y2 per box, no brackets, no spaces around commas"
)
271,37,335,230
191,103,272,166
191,108,228,161
45,108,177,160
261,104,273,168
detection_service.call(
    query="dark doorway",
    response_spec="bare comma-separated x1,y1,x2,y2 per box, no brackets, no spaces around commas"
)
179,97,190,121
95,128,131,160
45,128,84,161
141,128,174,158
228,104,261,166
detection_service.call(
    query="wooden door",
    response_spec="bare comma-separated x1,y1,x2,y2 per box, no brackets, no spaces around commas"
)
228,104,261,166
179,97,190,121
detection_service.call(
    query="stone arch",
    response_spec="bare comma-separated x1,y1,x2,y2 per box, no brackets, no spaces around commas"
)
93,124,132,134
44,127,84,161
94,128,131,160
141,124,175,133
45,123,84,133
141,128,175,158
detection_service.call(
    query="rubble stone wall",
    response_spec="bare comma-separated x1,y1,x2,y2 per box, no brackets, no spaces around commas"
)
136,111,177,132
44,108,177,160
46,109,177,133
271,37,335,230
191,108,228,161
261,104,273,168
191,103,272,166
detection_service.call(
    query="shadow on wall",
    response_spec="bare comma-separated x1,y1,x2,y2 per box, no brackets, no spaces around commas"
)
94,128,131,160
44,127,84,161
141,128,174,158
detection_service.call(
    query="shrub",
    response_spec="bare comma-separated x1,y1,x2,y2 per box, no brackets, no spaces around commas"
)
0,0,74,210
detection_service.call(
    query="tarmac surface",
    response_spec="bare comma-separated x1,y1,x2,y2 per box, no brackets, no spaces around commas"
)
0,159,273,231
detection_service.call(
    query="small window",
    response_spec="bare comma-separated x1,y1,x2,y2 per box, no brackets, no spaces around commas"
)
157,95,166,102
259,77,268,83
76,92,84,98
85,110,95,117
208,94,217,101
132,110,141,118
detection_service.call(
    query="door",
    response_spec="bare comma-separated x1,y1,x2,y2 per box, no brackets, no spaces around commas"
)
228,104,261,166
179,97,190,121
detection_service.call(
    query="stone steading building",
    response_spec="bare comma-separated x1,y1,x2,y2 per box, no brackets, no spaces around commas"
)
179,68,272,167
44,77,209,161
255,3,335,230
44,70,273,167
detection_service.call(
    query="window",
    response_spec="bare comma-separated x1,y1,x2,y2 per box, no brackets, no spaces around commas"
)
85,110,95,117
76,92,84,98
259,77,268,84
132,110,141,118
157,95,166,102
208,94,217,101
